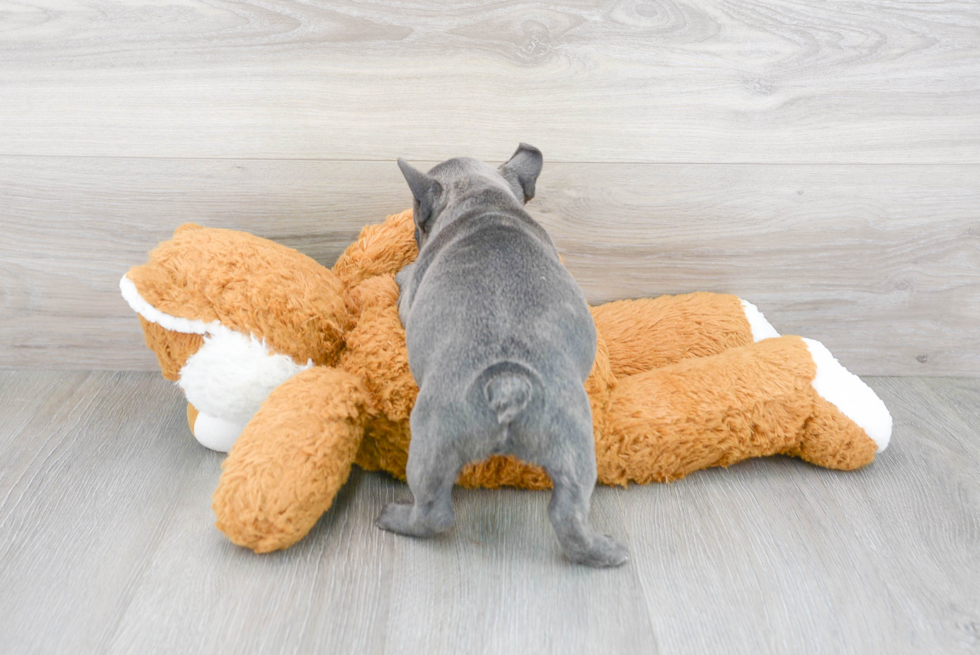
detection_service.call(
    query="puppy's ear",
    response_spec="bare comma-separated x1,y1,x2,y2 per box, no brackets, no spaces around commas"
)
398,159,443,231
499,143,543,203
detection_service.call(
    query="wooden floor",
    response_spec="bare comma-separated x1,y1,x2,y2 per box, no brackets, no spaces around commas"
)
0,370,977,654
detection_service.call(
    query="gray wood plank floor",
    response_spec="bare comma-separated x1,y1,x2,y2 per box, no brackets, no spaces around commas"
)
0,370,977,654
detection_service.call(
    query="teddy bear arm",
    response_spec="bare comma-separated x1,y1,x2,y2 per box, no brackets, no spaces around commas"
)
332,209,418,289
212,367,368,553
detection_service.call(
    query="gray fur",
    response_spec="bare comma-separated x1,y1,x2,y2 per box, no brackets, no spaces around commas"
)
377,144,629,568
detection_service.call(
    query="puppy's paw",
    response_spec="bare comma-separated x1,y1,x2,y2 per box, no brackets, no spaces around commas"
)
377,501,414,534
567,534,630,568
378,501,445,538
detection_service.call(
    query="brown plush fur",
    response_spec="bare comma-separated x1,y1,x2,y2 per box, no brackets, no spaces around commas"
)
127,225,351,367
333,210,419,292
211,367,368,553
126,210,880,553
186,402,199,433
140,316,204,381
602,336,815,484
795,395,878,470
591,293,754,376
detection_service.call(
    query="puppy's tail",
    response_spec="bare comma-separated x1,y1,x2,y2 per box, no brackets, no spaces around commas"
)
480,361,535,425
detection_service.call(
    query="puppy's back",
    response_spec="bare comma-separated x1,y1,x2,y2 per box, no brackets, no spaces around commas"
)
404,215,596,392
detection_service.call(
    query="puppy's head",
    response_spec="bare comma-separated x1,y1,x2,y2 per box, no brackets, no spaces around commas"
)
397,143,543,249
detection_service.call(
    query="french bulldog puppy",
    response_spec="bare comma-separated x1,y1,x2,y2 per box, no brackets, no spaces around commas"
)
378,144,628,568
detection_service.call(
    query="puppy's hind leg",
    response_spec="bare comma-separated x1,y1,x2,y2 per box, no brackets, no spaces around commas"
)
377,399,464,538
540,398,629,568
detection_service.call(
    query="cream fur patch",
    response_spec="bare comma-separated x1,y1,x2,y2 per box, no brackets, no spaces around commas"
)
178,330,313,426
740,299,780,342
803,338,893,451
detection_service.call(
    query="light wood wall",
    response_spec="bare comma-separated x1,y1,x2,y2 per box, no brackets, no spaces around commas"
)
1,0,978,375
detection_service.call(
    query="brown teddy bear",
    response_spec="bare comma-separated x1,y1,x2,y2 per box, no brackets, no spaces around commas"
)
121,210,891,553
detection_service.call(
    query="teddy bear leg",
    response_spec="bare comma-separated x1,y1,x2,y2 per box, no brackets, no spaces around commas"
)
212,367,368,553
591,292,780,377
790,338,891,470
599,336,890,485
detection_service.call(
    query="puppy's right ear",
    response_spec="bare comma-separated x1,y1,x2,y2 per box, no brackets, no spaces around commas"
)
398,159,443,232
499,143,543,203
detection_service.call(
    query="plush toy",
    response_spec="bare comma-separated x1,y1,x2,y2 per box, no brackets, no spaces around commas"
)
120,210,892,553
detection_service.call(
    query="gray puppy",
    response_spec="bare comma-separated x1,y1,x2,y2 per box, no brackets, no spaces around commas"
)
377,144,628,568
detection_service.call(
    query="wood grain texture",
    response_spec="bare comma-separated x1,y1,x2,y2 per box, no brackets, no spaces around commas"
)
0,0,978,162
0,371,977,654
0,156,405,371
621,378,980,654
104,465,395,654
382,484,653,655
0,371,200,654
2,157,977,375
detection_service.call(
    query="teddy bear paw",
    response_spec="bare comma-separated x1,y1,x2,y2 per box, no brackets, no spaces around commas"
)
803,338,892,452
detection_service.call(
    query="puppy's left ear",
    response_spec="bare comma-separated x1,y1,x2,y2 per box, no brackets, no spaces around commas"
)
499,143,543,203
398,159,443,232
